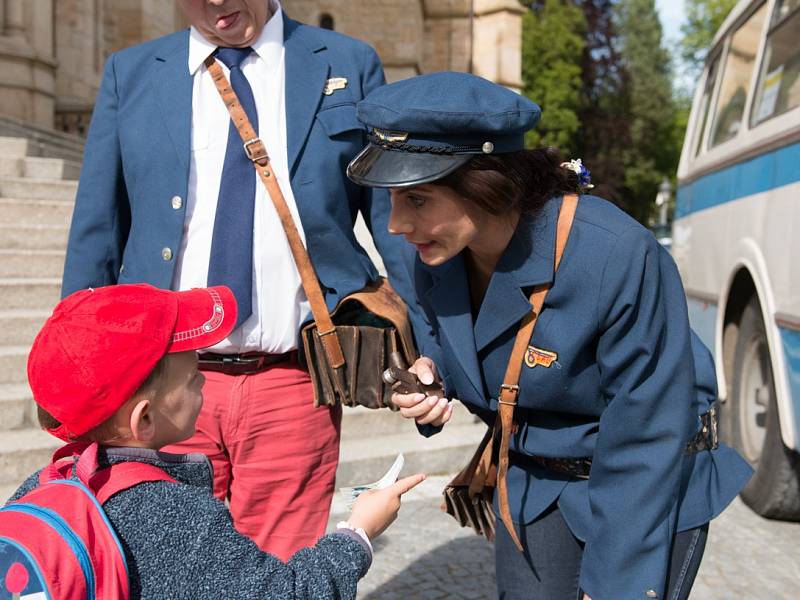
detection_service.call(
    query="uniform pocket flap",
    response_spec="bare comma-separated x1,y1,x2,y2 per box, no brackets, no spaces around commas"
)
316,104,363,136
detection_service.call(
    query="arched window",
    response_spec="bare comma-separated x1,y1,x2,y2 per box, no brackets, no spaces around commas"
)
319,13,334,31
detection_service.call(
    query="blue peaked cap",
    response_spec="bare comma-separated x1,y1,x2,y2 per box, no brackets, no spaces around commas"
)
347,72,541,188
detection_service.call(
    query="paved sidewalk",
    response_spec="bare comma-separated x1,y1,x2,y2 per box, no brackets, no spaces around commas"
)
329,475,800,599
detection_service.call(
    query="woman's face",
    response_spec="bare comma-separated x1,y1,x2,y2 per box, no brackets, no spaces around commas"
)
388,184,486,266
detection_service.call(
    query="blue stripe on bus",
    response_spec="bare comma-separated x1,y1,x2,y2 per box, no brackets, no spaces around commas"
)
779,328,800,446
676,141,800,218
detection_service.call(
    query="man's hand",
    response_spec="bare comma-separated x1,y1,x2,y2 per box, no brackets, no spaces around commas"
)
348,473,426,539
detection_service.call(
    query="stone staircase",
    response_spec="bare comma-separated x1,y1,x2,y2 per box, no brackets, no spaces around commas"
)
0,135,79,500
0,132,484,501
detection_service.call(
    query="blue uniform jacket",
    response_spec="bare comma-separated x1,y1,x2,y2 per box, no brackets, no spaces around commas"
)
409,195,753,599
61,16,414,314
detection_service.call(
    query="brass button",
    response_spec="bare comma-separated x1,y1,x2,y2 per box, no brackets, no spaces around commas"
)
645,590,658,598
171,195,182,210
161,247,173,261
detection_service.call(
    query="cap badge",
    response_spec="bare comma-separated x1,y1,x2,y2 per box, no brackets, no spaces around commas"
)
373,129,409,143
524,345,558,369
323,77,348,96
482,141,494,154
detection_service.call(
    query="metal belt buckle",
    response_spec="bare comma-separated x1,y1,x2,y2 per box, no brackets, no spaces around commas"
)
243,138,268,163
708,405,719,450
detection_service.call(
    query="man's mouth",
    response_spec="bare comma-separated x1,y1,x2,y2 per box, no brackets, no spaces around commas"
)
216,11,240,30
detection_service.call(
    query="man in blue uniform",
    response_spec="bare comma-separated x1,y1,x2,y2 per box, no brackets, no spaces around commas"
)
61,0,415,560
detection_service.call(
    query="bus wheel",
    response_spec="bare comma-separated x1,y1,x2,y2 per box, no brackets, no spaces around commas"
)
730,297,800,520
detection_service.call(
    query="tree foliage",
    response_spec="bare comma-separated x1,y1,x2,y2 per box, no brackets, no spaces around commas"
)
573,0,630,206
616,0,677,223
680,0,738,75
521,0,586,153
519,0,683,224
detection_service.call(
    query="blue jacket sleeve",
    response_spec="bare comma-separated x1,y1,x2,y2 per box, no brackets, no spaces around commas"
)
579,227,695,600
62,53,131,298
353,46,442,385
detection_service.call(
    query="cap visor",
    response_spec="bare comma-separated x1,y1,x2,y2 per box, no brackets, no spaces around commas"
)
168,286,237,353
347,144,472,188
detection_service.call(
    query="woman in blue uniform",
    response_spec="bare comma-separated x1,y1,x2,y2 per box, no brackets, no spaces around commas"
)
346,72,753,600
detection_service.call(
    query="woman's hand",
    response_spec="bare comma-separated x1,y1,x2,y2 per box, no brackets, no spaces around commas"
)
348,473,426,539
391,357,453,427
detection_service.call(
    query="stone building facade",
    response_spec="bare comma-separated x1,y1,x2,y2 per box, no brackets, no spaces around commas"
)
0,0,522,135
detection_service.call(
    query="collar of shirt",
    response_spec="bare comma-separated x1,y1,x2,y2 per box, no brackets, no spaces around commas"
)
187,0,284,76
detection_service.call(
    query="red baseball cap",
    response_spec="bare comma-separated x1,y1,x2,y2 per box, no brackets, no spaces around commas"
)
27,284,237,441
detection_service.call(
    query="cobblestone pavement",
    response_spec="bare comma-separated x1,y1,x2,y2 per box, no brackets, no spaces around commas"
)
329,475,800,599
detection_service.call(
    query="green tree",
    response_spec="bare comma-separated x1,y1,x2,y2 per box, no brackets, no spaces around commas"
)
616,0,676,223
681,0,738,75
573,0,631,206
521,0,587,154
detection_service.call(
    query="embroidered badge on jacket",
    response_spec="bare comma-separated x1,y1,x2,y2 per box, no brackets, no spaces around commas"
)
525,346,558,368
323,77,348,95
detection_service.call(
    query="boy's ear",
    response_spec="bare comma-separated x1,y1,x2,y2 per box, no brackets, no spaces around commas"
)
129,399,155,443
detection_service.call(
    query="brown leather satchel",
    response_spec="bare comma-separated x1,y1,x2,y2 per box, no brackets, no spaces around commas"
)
298,277,417,409
442,193,578,550
205,56,417,409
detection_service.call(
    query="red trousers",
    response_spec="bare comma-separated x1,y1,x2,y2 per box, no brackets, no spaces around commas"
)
164,359,341,561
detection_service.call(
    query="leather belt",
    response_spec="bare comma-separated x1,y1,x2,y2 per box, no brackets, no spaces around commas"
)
529,405,720,480
197,351,297,375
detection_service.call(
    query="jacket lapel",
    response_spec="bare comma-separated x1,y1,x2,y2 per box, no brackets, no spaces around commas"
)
151,31,193,171
283,16,329,175
423,255,485,400
473,198,562,353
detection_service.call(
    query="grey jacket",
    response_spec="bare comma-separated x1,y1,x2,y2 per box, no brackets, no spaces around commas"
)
9,447,371,599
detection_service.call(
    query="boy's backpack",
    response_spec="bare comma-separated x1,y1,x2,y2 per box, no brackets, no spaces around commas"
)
0,442,175,600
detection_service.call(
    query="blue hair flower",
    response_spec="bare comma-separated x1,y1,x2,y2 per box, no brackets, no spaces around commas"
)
561,158,593,189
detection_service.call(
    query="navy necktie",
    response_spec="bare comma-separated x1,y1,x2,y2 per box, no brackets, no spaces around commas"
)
207,47,257,329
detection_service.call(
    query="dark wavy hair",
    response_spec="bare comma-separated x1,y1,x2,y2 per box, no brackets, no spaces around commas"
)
435,147,580,217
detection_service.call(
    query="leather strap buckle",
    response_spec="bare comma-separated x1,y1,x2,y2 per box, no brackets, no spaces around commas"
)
243,138,268,163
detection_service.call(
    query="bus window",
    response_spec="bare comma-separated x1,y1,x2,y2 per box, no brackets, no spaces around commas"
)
693,57,720,157
709,2,768,147
751,0,800,125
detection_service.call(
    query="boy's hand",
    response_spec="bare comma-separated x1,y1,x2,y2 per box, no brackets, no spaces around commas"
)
391,357,453,427
348,473,426,539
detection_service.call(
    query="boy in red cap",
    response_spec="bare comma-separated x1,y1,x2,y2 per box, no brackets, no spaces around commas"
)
7,284,424,599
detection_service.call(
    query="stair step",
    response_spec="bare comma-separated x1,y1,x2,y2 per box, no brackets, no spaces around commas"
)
0,278,61,310
0,136,28,159
340,401,478,441
0,197,74,226
336,422,485,488
0,346,29,384
0,156,81,180
22,157,81,180
0,177,78,202
0,249,65,279
0,383,33,431
0,308,50,347
0,224,70,250
0,427,60,487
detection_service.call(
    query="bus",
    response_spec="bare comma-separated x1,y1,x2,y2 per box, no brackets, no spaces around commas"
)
674,0,800,519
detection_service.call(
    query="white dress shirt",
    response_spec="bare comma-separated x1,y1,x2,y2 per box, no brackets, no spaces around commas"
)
172,1,310,354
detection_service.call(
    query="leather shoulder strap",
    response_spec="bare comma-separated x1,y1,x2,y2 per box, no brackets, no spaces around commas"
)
204,56,345,369
495,193,579,551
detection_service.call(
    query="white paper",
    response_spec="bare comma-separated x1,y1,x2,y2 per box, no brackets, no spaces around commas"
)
339,453,405,508
755,65,784,123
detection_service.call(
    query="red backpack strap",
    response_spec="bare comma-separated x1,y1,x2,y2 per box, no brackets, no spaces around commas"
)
89,462,177,505
39,441,95,485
